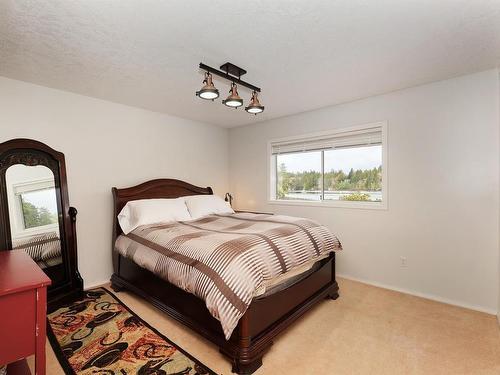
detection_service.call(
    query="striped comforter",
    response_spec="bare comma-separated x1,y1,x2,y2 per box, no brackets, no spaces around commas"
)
13,231,61,267
114,212,342,339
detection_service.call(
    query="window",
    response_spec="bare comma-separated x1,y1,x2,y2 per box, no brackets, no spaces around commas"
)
269,122,386,208
277,151,322,201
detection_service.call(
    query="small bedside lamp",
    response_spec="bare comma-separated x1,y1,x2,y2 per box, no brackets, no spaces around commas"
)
224,192,233,207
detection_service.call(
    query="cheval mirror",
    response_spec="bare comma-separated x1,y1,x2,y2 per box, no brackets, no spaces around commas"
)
0,139,83,310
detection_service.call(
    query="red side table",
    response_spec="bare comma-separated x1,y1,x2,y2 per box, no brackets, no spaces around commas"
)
0,250,51,375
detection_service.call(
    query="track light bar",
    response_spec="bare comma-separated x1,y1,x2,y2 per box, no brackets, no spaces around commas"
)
199,62,261,93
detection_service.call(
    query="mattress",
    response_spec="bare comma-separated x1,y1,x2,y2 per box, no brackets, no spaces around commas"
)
254,253,329,298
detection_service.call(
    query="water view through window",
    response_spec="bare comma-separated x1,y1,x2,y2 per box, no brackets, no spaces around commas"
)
276,145,382,202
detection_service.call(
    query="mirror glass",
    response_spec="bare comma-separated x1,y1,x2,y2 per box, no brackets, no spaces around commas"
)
5,164,64,275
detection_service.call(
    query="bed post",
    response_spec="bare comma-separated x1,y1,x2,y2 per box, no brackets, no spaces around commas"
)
110,187,123,292
224,313,269,375
326,252,339,300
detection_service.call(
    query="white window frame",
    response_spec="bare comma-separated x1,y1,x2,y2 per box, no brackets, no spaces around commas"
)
268,121,388,210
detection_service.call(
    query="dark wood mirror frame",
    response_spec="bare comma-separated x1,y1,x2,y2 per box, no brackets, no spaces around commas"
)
0,138,83,309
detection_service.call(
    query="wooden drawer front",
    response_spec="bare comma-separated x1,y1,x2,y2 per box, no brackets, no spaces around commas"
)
0,289,36,365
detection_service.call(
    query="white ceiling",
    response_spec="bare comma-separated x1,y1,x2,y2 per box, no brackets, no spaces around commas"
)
1,1,499,128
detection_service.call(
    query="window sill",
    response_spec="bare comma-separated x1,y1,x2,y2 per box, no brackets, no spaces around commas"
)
267,199,387,210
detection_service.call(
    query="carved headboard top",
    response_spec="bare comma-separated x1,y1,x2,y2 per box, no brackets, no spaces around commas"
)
112,178,213,237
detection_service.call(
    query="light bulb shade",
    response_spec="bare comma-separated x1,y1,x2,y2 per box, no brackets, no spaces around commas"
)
223,83,243,108
245,91,265,114
196,72,219,100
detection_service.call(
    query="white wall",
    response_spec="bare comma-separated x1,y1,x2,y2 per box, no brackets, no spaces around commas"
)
229,70,500,314
0,77,229,287
1,71,498,315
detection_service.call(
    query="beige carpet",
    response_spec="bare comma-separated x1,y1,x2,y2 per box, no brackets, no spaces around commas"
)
32,278,500,374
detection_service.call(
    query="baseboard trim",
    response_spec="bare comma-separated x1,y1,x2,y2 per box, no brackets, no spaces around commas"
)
337,273,498,316
84,279,109,290
83,275,498,317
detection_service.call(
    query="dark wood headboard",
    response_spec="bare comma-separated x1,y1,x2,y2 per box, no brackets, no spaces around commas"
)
111,178,213,251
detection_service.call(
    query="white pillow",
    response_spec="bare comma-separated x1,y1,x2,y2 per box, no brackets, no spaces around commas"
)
185,195,234,220
118,198,191,234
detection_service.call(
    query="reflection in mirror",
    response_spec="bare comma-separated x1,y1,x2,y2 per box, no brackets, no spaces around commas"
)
5,164,62,269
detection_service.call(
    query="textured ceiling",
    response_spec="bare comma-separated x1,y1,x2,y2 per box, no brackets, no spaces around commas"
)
1,1,499,128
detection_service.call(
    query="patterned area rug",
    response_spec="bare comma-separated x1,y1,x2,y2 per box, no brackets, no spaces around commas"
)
47,288,217,375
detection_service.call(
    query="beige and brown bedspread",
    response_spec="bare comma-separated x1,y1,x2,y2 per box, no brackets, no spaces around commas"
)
114,212,342,339
13,231,61,268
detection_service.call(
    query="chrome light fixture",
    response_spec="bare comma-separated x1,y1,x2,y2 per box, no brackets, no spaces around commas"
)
196,62,264,114
245,91,265,114
196,71,219,100
222,82,243,108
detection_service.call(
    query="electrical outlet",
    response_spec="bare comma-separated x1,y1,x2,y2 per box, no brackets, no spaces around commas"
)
400,256,408,268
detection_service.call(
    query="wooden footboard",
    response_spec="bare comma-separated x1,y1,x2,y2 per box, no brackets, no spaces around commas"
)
111,252,337,374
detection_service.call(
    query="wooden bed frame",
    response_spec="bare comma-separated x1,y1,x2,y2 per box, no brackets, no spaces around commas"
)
110,179,339,374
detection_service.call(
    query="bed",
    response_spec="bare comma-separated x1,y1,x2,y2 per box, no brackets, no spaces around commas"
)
110,179,341,374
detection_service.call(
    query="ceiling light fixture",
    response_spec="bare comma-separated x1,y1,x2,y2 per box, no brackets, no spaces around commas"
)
245,91,265,114
196,62,265,114
222,82,243,108
196,71,219,100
